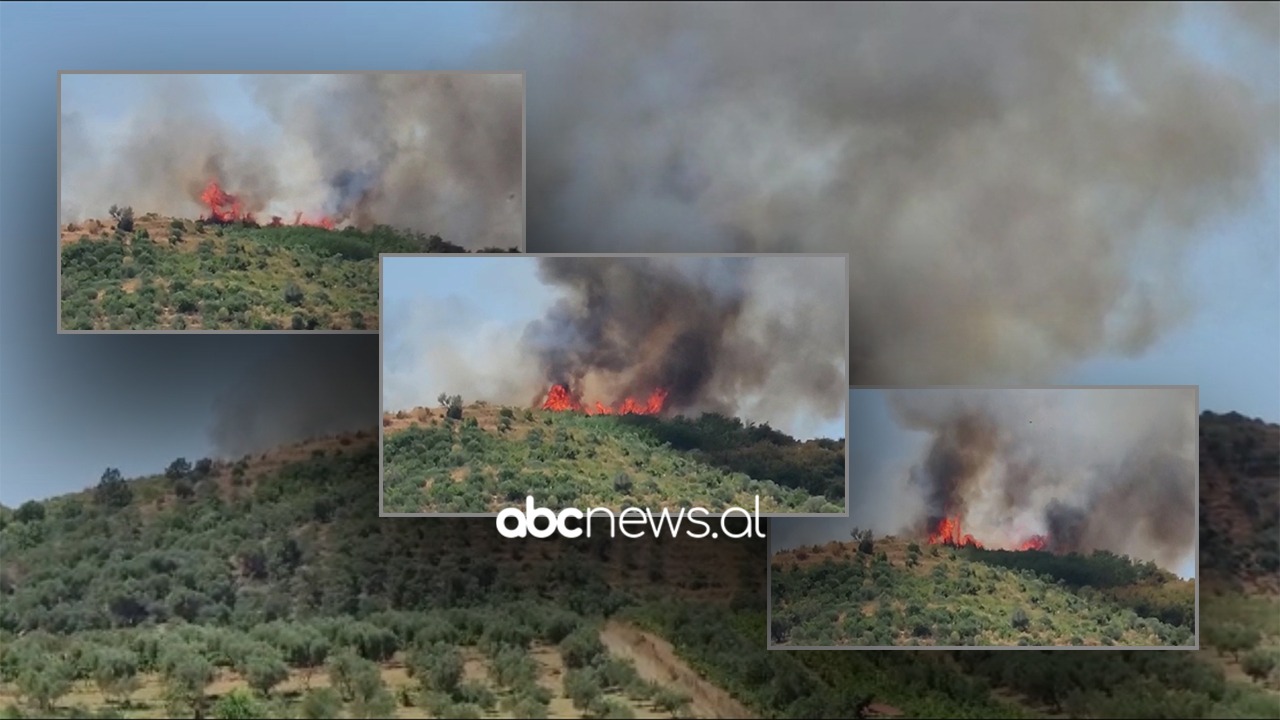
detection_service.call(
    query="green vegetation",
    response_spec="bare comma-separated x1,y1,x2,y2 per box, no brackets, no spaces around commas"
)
770,536,1196,647
381,402,846,513
0,439,701,719
0,410,1276,719
59,211,519,331
1200,411,1280,588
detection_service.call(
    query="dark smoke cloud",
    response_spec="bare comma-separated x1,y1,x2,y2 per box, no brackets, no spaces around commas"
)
523,256,750,410
520,256,847,434
891,388,1197,570
501,2,1279,385
61,73,523,249
208,336,378,458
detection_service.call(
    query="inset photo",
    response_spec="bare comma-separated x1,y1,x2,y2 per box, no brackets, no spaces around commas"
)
380,253,849,516
769,386,1199,650
58,72,524,332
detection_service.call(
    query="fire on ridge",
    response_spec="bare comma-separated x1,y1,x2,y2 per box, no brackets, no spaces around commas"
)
540,384,669,416
926,515,1048,552
198,180,335,229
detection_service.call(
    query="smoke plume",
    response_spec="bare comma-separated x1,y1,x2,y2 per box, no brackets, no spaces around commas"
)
61,73,523,249
501,2,1279,385
889,388,1197,570
208,335,378,458
521,256,846,434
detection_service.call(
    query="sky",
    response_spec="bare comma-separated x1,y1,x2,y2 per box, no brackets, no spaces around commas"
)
61,73,273,137
774,388,1201,579
380,255,850,441
381,256,560,413
0,2,1276,510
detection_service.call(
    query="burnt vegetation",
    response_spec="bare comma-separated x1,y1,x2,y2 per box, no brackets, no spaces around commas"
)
381,402,846,514
0,412,1277,718
59,209,520,332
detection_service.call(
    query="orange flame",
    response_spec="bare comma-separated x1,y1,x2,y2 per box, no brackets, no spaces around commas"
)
540,384,668,416
200,180,249,224
198,180,334,229
927,516,984,548
926,515,1051,552
1018,535,1049,551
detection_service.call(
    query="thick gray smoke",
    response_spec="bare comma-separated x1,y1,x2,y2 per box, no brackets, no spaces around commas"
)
521,256,847,435
889,388,1197,570
61,73,523,249
502,2,1279,385
208,335,378,458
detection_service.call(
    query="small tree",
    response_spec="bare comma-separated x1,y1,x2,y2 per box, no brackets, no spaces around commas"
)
283,283,305,306
13,500,44,523
94,467,133,508
166,458,192,480
1011,608,1031,631
438,393,464,421
1218,622,1261,661
109,205,135,232
16,654,73,712
299,687,342,720
243,649,289,697
162,650,214,719
652,687,692,716
1241,649,1277,684
211,688,261,719
93,647,141,706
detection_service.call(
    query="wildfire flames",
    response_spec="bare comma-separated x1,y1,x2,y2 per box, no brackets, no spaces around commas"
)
199,180,335,229
541,384,669,416
927,516,1048,552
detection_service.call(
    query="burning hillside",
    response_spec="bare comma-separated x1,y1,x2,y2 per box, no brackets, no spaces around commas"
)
540,383,669,416
926,515,1048,552
199,180,336,229
521,256,846,430
888,388,1197,571
60,73,523,249
381,255,847,442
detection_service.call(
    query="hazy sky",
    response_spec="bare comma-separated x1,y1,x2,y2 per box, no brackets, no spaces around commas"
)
1,2,1276,511
381,255,850,441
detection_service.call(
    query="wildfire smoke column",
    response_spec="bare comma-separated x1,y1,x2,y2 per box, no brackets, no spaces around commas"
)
887,387,1197,571
519,255,847,431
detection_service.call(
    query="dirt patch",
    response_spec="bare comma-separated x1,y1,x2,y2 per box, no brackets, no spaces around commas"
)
599,620,754,719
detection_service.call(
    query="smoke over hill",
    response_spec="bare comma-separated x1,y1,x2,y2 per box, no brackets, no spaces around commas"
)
60,73,523,249
502,2,1278,385
889,388,1197,571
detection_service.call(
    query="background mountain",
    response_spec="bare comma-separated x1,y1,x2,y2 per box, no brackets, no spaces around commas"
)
0,411,1276,719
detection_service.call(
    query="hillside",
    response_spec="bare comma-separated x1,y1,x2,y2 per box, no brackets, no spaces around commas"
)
1200,411,1280,593
58,210,520,332
0,410,1276,719
770,537,1195,647
381,402,847,514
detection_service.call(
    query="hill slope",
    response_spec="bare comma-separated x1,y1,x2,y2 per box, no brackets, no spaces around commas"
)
381,403,847,514
770,537,1195,647
59,212,519,331
0,410,1276,719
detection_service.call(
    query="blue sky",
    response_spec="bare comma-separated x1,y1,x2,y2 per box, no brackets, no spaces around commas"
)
62,73,273,137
